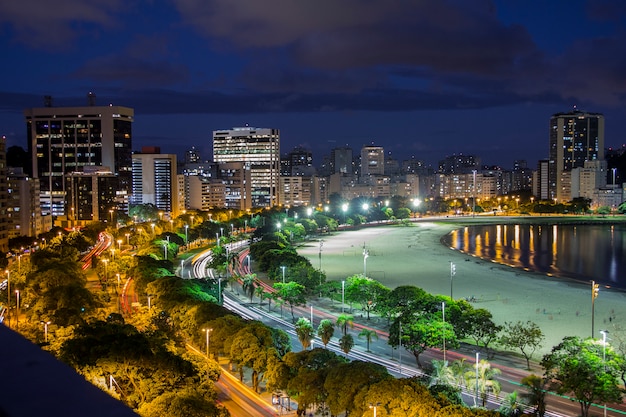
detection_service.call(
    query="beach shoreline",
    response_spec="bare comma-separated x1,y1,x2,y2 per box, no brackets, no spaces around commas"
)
298,217,626,356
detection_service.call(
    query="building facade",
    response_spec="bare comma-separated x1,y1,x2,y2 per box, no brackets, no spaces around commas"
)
213,127,280,208
130,149,179,216
549,109,604,202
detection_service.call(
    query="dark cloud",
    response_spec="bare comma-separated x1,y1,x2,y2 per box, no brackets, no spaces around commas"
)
73,56,190,88
0,0,127,47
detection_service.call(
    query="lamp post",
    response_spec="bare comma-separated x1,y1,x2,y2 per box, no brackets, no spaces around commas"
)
246,255,251,273
600,330,609,417
442,301,446,362
281,266,286,283
244,219,248,232
150,223,155,236
125,233,130,246
184,224,189,244
475,352,480,407
218,277,222,304
341,203,348,224
15,290,20,330
363,249,369,277
5,270,9,327
163,243,168,260
148,295,152,310
230,223,234,235
341,280,345,313
592,280,600,338
117,239,122,251
216,232,220,246
41,321,51,342
398,318,402,375
450,262,456,300
318,240,324,271
369,403,380,417
203,328,212,357
102,259,109,284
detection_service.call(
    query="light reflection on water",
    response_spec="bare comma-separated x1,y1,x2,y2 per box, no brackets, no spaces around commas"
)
444,223,626,289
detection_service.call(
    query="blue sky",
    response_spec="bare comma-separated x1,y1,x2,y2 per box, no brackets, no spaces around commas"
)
1,0,626,168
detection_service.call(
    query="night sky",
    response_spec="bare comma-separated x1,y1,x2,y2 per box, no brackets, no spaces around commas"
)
1,0,626,168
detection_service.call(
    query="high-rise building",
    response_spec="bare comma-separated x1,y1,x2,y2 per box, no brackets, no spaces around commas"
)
549,108,604,202
130,148,179,216
360,145,385,178
330,146,353,175
213,127,280,208
25,97,133,216
280,146,315,176
438,154,480,175
0,137,8,252
6,167,45,238
66,167,119,226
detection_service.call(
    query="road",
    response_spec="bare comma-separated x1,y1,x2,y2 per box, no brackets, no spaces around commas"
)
190,241,626,417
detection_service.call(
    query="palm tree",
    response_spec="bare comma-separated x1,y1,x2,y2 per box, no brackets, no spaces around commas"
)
429,360,457,388
358,328,378,352
498,391,526,417
242,273,256,302
520,374,547,417
254,286,265,305
317,319,334,348
464,359,502,407
339,334,354,356
295,317,314,350
336,314,354,336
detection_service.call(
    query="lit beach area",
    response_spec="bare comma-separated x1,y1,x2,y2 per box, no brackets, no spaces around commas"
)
298,217,626,356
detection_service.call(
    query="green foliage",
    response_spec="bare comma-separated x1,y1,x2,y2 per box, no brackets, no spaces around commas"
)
344,274,389,319
541,336,624,417
229,321,276,392
392,314,457,367
339,334,354,355
273,281,306,321
520,374,547,417
129,204,160,222
137,387,229,417
323,361,390,416
336,313,354,336
499,321,544,370
358,328,378,352
464,359,502,407
317,319,335,348
295,317,315,350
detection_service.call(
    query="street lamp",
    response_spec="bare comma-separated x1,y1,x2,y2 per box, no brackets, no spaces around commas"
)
475,352,480,407
203,328,213,357
150,223,155,235
450,262,456,299
117,239,122,251
600,330,609,417
5,270,9,326
246,255,251,273
15,290,20,330
341,203,348,224
216,232,220,246
472,169,477,217
230,223,234,235
281,266,286,283
363,249,369,277
592,280,600,338
442,301,446,362
125,233,130,246
369,402,380,417
185,224,189,244
318,240,324,271
163,242,168,259
41,321,51,342
341,280,345,313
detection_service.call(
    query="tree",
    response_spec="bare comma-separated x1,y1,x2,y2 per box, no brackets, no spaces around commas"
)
520,374,547,417
499,321,544,370
344,274,389,319
229,321,275,392
390,314,457,367
241,274,256,302
273,282,306,321
460,308,502,356
498,391,525,417
317,319,334,348
429,359,457,388
335,313,354,336
339,334,354,356
464,359,501,407
541,336,623,417
358,328,378,352
324,360,390,416
295,317,314,350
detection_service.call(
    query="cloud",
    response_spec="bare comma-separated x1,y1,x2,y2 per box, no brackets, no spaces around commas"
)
0,0,127,47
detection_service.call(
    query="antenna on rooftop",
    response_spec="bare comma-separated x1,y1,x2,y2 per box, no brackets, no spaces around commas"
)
87,92,96,106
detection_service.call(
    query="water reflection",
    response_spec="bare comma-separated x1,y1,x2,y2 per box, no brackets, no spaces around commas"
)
444,223,626,289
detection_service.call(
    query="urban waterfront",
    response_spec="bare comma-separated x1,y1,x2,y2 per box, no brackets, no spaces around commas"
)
444,223,626,290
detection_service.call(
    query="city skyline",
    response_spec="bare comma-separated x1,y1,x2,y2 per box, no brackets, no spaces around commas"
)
2,1,626,167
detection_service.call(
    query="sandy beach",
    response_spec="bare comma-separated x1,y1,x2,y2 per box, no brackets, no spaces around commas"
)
298,218,626,356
